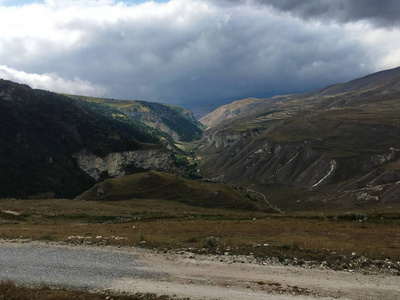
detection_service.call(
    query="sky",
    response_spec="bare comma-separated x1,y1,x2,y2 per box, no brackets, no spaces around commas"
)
1,0,400,108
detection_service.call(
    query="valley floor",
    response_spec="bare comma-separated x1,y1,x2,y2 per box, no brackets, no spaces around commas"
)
1,240,399,300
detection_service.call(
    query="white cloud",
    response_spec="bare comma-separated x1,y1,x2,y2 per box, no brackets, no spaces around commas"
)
361,27,400,70
0,0,399,106
0,65,107,96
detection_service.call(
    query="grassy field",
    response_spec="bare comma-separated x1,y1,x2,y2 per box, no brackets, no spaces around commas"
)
1,198,399,264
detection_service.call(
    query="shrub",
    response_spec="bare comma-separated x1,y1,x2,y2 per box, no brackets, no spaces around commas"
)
204,236,219,248
339,212,367,221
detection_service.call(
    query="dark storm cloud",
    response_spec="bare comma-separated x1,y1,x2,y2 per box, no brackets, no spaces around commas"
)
44,1,374,106
227,0,400,28
0,0,397,108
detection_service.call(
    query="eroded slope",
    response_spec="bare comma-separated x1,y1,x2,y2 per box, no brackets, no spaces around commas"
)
198,66,400,210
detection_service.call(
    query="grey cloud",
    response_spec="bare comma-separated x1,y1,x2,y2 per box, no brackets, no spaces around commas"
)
221,0,400,28
0,1,382,108
76,13,369,105
68,5,373,106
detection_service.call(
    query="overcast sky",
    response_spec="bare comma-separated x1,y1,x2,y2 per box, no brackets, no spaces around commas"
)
1,0,400,108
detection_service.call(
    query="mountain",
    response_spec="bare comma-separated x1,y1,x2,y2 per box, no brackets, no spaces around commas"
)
200,66,400,128
198,66,400,211
4,65,400,211
200,98,268,128
0,80,177,199
75,170,277,212
65,96,204,142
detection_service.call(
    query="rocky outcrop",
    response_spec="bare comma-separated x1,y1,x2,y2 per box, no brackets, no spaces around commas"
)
74,148,177,180
203,130,254,149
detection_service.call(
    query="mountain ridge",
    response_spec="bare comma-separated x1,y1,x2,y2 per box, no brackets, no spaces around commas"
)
197,66,400,210
3,65,400,211
0,80,177,198
201,66,400,129
65,95,204,142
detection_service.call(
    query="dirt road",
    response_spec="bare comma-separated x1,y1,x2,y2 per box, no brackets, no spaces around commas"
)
1,241,399,299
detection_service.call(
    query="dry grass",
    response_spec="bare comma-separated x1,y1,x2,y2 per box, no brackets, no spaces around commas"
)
0,280,172,300
0,198,399,262
0,197,399,272
76,171,267,212
0,198,267,223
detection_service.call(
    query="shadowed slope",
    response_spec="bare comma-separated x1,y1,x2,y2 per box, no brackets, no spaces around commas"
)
76,171,276,212
0,80,170,198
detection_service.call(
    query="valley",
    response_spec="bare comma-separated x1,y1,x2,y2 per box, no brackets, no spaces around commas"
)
1,67,400,299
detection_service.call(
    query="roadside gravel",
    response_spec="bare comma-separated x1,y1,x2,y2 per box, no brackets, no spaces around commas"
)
0,241,165,289
0,240,399,299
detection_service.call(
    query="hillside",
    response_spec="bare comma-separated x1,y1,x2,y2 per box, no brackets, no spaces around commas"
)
200,66,400,129
198,66,400,211
65,96,203,142
75,170,276,212
200,98,267,128
0,80,176,199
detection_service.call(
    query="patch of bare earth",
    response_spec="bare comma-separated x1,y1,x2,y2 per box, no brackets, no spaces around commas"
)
110,248,400,300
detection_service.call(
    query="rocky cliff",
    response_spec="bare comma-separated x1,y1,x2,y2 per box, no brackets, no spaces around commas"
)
74,147,178,180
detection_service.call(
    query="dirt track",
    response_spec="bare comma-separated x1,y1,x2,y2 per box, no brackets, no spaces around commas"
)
1,241,399,299
111,249,400,300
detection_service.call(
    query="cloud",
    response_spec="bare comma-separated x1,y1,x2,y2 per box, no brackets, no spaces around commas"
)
0,65,107,96
227,0,400,28
0,0,399,107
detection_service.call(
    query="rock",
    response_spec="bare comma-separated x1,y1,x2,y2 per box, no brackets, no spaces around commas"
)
73,148,177,180
357,192,379,202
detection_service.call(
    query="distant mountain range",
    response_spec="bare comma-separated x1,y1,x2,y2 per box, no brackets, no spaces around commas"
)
3,66,400,211
201,67,400,128
198,66,400,211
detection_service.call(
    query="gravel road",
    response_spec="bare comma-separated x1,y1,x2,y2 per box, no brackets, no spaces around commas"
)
1,241,399,299
0,241,165,289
